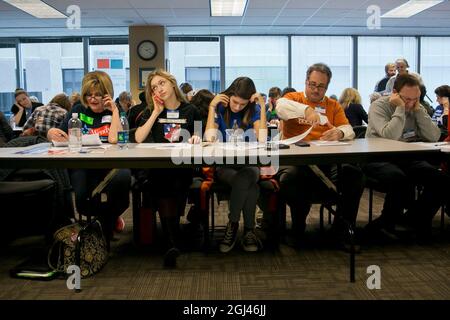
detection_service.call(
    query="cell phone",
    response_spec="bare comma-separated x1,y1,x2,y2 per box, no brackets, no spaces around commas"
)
295,141,310,147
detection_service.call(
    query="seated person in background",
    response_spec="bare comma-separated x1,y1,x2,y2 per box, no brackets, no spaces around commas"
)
339,88,368,127
47,71,131,245
117,91,134,114
190,89,215,132
70,92,81,107
205,77,267,254
384,58,424,95
374,63,396,93
364,74,449,241
266,87,281,126
22,93,71,137
432,85,449,140
274,63,364,249
281,86,296,97
369,92,382,104
135,69,201,267
179,82,195,102
0,111,14,146
11,88,43,127
419,85,434,117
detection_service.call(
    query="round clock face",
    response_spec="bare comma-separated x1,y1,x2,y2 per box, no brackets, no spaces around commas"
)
137,40,157,60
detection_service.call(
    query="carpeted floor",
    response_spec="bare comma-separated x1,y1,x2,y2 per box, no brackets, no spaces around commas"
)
0,189,449,300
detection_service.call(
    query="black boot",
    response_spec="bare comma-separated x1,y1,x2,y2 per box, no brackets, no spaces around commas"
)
160,217,181,268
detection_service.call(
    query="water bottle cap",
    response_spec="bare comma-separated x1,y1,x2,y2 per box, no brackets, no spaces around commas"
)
120,111,126,117
72,113,78,119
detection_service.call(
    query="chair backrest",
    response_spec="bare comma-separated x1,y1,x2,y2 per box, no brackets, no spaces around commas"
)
353,125,367,139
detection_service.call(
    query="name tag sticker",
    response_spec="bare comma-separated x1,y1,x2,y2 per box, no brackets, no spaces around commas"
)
167,110,179,119
101,115,112,123
316,106,326,114
402,130,416,139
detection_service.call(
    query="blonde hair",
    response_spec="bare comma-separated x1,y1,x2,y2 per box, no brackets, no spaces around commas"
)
80,71,114,107
339,88,362,109
145,69,187,112
70,92,81,106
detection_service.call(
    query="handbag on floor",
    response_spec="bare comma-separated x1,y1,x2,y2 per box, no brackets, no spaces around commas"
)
48,220,109,278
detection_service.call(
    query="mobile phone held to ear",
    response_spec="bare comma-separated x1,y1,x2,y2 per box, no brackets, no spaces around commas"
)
295,141,310,147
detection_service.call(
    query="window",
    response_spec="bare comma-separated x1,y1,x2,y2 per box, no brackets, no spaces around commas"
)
89,39,129,98
420,37,450,107
169,38,220,93
358,37,417,110
225,36,288,95
20,40,83,104
62,69,84,95
186,67,220,93
0,45,17,114
292,36,352,102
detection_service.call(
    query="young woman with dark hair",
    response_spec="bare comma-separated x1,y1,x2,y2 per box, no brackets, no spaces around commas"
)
205,77,266,253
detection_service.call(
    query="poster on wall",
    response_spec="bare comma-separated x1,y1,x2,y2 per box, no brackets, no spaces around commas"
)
92,50,127,94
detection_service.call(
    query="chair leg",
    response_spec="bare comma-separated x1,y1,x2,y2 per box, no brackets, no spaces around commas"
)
319,205,324,233
368,188,373,223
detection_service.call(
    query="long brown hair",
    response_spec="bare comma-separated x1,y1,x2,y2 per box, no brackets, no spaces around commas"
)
145,69,187,113
222,77,257,129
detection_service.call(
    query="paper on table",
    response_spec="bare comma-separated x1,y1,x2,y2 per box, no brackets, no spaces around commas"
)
309,140,351,146
274,126,313,145
52,134,102,147
220,142,262,150
135,143,191,149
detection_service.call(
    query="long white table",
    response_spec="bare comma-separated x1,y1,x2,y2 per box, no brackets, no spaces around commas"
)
0,138,442,169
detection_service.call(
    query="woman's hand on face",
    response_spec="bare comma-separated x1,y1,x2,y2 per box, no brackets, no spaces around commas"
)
47,128,68,142
152,94,165,115
209,94,229,109
188,135,202,144
102,94,116,112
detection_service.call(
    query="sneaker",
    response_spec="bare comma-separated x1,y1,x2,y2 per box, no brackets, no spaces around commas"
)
219,222,239,253
241,229,262,252
163,247,180,268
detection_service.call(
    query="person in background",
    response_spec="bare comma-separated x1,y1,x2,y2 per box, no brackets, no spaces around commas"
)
47,71,131,246
432,85,449,140
281,87,296,97
329,94,338,101
369,92,382,104
384,58,424,95
364,74,448,241
0,112,13,146
180,82,195,102
11,88,43,127
135,69,201,268
117,91,134,113
266,87,282,124
339,88,368,127
374,63,396,93
205,77,267,254
22,93,72,137
190,89,215,133
70,92,81,107
419,85,434,117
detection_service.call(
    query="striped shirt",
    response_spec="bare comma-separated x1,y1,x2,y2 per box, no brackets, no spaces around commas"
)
23,103,68,135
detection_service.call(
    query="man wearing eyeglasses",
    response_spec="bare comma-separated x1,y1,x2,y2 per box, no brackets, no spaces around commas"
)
270,63,364,250
364,74,448,242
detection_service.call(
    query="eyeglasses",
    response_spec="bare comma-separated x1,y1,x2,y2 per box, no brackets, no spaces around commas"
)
151,80,167,92
399,94,419,104
306,81,327,91
85,93,103,100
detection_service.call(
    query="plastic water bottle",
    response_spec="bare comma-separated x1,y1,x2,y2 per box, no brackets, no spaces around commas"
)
231,119,239,146
118,112,129,149
68,113,82,152
9,114,16,129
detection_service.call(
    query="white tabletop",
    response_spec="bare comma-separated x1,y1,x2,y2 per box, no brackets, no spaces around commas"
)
0,138,442,169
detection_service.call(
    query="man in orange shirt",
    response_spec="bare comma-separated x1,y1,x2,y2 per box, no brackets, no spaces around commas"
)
274,63,364,249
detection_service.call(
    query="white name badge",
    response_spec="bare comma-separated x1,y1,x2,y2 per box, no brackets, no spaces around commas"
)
167,110,179,119
402,130,416,139
315,106,326,114
101,115,112,123
158,118,187,124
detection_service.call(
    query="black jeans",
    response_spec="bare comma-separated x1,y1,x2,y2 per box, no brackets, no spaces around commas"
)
275,164,364,231
362,160,449,228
